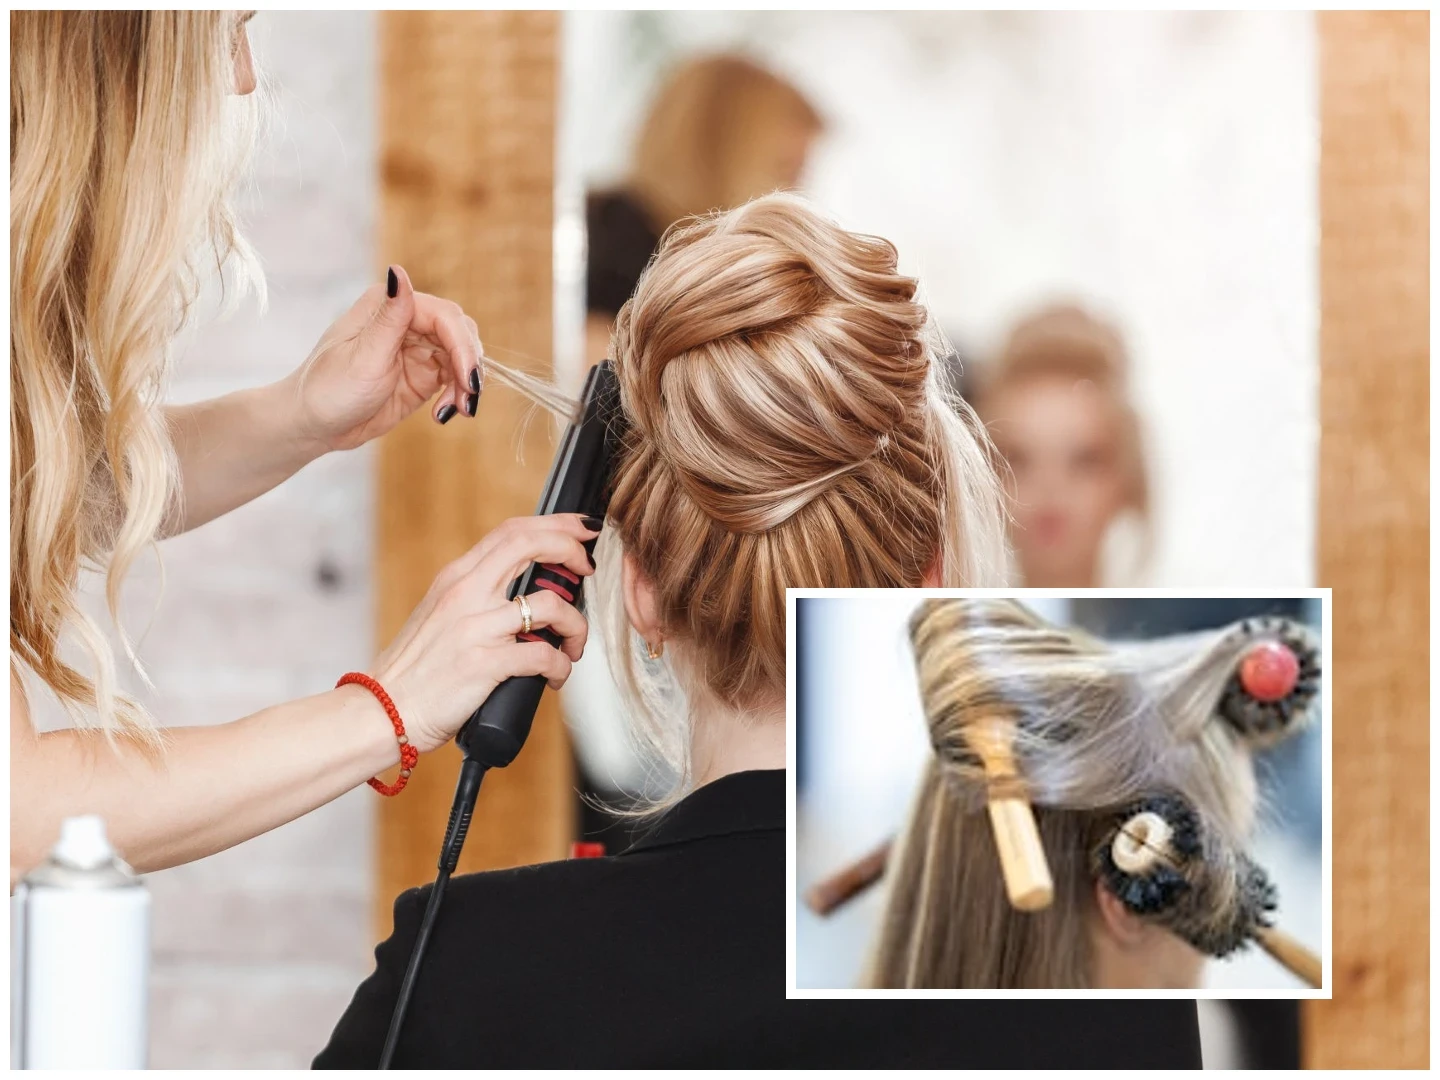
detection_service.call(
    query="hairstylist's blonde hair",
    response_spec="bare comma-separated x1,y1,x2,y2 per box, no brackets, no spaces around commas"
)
10,11,261,744
869,598,1314,988
588,194,1008,805
629,54,823,230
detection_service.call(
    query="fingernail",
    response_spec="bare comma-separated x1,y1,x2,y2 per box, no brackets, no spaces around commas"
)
586,548,597,570
464,392,478,417
581,515,603,532
469,367,481,394
437,404,457,425
386,267,398,298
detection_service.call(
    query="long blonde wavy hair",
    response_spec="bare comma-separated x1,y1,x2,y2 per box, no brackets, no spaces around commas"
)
868,598,1316,988
540,194,1010,807
10,11,262,745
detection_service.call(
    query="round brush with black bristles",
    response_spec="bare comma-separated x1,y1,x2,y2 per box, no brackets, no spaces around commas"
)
1092,790,1321,987
1216,617,1321,749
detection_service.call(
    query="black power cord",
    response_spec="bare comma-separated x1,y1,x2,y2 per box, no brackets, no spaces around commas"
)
378,760,487,1069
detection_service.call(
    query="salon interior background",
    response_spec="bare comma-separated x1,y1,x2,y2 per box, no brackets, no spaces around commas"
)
22,9,1422,1070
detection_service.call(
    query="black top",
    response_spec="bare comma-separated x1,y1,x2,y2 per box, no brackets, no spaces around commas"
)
585,190,662,317
313,770,1201,1069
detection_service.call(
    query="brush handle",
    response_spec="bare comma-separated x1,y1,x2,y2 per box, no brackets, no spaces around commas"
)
1254,925,1322,988
804,842,890,916
970,713,1054,912
985,798,1054,911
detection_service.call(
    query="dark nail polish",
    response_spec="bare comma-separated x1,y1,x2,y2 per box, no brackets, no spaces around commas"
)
581,515,604,532
469,367,481,394
386,267,398,298
586,548,597,569
465,392,478,417
436,404,457,425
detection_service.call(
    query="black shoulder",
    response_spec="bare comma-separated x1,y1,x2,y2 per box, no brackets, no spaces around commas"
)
312,855,645,1068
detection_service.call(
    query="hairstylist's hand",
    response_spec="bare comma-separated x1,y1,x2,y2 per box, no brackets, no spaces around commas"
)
286,265,485,454
370,514,598,755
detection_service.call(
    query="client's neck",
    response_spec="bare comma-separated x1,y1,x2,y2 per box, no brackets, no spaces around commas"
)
688,694,787,790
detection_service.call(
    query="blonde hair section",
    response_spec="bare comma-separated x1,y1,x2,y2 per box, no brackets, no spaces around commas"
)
10,12,263,746
867,598,1315,988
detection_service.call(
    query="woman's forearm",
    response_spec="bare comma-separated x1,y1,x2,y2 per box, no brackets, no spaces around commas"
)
163,375,322,534
12,685,397,886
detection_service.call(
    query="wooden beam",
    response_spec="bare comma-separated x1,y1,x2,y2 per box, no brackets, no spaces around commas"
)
373,11,571,935
1307,10,1428,1068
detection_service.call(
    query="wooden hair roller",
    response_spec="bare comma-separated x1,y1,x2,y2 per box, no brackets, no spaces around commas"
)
1105,806,1323,990
969,711,1054,912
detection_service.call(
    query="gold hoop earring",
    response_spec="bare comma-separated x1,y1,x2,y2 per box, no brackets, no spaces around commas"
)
646,639,664,661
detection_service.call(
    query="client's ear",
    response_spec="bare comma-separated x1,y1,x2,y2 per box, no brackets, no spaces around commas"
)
921,551,944,588
621,552,663,644
1093,878,1152,949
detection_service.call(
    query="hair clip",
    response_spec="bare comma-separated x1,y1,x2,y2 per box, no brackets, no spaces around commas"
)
1216,618,1320,748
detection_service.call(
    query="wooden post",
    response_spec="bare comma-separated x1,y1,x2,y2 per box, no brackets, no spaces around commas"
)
373,11,571,934
1308,10,1428,1068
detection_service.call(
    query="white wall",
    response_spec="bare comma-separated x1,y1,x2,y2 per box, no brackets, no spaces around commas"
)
561,10,1319,588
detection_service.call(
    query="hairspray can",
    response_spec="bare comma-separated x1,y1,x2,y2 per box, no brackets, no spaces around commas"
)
11,815,150,1069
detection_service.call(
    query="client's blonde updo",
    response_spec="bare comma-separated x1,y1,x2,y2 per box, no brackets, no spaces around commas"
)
597,195,1007,794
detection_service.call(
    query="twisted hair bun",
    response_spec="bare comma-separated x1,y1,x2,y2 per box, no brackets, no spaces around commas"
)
605,194,1007,714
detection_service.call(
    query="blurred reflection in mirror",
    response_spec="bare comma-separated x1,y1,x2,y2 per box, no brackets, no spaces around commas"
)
584,54,822,365
977,305,1152,587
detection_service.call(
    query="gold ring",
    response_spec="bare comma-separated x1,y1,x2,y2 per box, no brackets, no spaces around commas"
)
513,594,532,636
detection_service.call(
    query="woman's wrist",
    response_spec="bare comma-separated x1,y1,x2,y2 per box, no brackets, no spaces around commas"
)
331,683,408,778
265,371,334,464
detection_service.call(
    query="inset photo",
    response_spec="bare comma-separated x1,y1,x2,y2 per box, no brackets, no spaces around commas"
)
788,590,1329,998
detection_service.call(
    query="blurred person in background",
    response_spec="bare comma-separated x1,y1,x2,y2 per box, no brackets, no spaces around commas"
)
571,52,823,845
975,304,1152,587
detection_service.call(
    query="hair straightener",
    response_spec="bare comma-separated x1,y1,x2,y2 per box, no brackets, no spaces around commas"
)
378,360,625,1069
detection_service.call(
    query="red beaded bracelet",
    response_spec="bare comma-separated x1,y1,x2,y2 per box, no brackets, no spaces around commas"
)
336,672,419,797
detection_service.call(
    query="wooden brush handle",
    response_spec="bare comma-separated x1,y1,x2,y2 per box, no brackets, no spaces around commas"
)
970,713,1054,912
1254,925,1322,988
985,796,1054,911
804,841,891,916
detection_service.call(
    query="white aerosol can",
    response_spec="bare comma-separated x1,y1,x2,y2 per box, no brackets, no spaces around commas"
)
11,815,150,1069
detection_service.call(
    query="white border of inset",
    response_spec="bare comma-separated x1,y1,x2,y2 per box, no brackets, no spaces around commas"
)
784,587,1333,1000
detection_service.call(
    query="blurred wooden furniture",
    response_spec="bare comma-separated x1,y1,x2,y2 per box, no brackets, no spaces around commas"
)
373,11,570,935
1309,9,1428,1069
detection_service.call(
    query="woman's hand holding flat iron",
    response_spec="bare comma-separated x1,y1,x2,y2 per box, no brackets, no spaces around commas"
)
369,513,599,754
